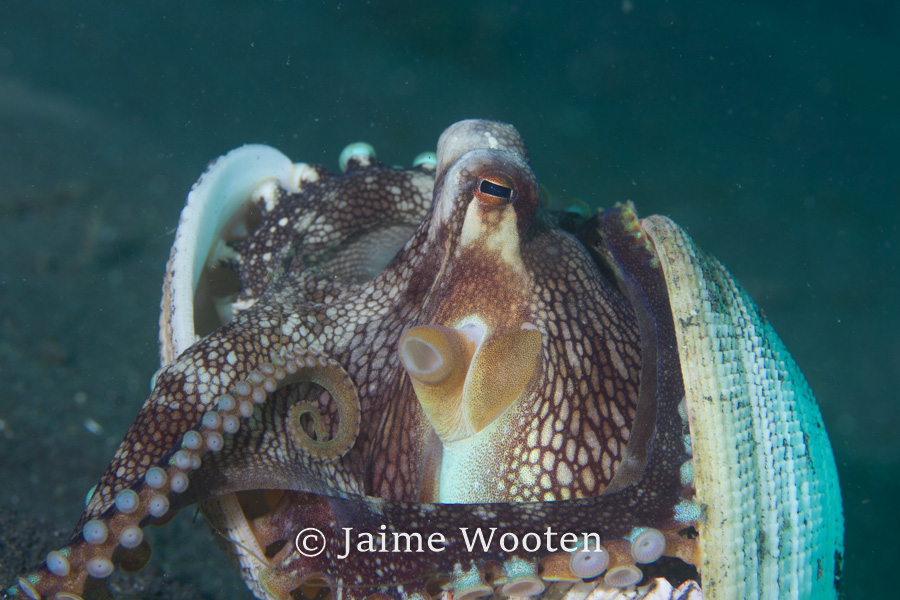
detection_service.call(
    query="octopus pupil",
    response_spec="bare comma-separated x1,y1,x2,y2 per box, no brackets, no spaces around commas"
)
479,179,512,199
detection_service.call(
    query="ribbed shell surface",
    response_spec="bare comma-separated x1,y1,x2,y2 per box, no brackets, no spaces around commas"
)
642,216,843,600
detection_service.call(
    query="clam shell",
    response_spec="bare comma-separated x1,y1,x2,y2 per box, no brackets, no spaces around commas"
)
159,144,302,364
641,216,843,599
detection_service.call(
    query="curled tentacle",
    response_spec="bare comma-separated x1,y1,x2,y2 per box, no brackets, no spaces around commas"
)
284,349,362,461
7,345,360,600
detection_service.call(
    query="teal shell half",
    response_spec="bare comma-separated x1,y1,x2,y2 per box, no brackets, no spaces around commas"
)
642,216,843,599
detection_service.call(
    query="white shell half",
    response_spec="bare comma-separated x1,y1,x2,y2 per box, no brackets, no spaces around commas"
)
159,144,302,364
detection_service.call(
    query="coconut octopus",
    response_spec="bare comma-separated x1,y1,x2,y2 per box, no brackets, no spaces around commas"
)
6,120,843,600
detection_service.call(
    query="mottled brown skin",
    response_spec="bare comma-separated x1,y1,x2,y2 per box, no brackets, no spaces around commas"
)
7,121,697,600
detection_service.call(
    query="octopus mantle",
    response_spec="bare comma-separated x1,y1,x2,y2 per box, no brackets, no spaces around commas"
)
7,120,842,600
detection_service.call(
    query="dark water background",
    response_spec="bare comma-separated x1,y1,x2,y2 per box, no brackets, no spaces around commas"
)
1,1,896,598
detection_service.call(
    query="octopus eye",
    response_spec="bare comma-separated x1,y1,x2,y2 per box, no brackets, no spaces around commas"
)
475,174,515,206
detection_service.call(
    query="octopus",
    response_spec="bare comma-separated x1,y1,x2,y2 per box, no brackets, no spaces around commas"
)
5,120,842,600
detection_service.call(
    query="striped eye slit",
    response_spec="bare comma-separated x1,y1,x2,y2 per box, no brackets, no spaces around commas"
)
475,174,515,206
